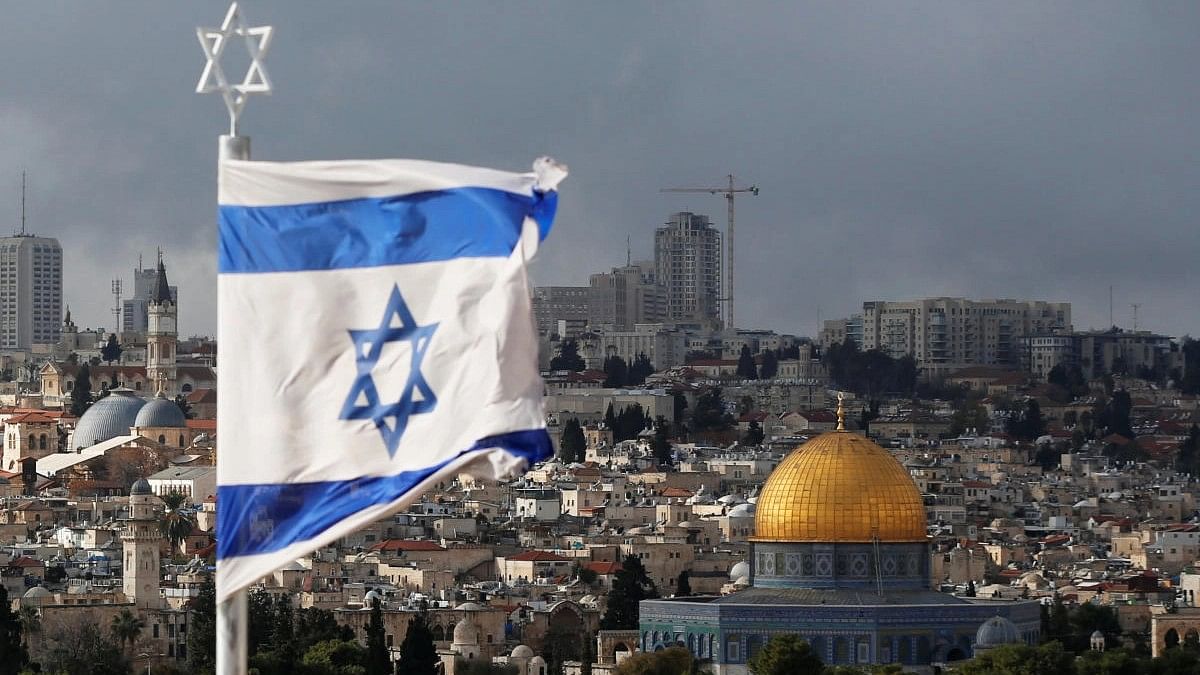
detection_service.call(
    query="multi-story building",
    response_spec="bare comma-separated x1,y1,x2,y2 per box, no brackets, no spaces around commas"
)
1021,329,1181,381
122,261,177,337
654,212,722,329
532,286,590,338
582,323,687,370
856,298,1071,377
819,315,863,349
588,261,666,331
0,235,62,349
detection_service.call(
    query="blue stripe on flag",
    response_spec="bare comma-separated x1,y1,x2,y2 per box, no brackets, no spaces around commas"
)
215,429,552,560
219,187,558,274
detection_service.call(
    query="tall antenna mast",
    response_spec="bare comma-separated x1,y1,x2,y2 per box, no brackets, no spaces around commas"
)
626,234,631,267
1109,286,1114,328
111,279,123,333
19,171,26,236
1131,303,1141,332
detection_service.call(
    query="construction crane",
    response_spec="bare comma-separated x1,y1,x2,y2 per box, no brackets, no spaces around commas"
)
661,175,759,329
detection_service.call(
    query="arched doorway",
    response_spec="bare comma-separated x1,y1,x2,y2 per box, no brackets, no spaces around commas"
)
1165,628,1180,650
1185,629,1200,651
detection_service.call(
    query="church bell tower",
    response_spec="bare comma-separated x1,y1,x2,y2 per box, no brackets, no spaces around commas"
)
146,254,177,395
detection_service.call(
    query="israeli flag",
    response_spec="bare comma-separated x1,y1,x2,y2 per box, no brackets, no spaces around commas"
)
216,157,565,601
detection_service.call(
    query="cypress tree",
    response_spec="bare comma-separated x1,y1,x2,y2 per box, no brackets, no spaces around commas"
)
365,598,390,675
397,610,438,675
600,554,659,630
0,586,27,675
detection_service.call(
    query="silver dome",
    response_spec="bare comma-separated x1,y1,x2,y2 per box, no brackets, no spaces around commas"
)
73,389,146,448
975,616,1020,647
131,478,153,495
134,394,186,428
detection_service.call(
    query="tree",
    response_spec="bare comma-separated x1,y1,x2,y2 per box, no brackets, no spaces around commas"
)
747,634,824,675
691,388,732,431
160,491,196,552
955,641,1072,675
603,355,629,388
396,609,439,675
39,621,127,675
0,587,26,675
364,598,390,675
1181,338,1200,395
1006,398,1046,441
187,576,217,675
301,639,367,675
675,570,691,597
628,353,655,386
550,340,586,372
650,417,673,467
737,345,758,379
100,334,123,365
559,418,586,464
613,646,701,675
110,609,145,655
760,350,779,379
742,420,764,446
1177,425,1200,475
600,554,659,629
295,607,355,648
950,399,991,437
70,363,93,418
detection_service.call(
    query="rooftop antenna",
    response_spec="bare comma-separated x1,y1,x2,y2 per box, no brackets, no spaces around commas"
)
1131,303,1141,332
1109,286,1114,329
137,252,143,272
18,171,26,236
111,279,123,333
626,234,631,267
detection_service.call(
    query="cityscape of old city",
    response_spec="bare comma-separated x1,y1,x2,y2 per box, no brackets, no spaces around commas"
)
2,3,1200,675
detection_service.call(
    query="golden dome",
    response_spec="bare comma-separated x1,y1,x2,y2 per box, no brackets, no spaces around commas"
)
752,431,927,543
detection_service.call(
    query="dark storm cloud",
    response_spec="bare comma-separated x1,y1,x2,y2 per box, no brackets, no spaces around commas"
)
0,1,1197,337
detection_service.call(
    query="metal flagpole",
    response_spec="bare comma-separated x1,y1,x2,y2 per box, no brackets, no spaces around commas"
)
195,3,273,674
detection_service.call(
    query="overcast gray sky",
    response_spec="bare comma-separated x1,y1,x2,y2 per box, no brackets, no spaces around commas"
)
2,1,1198,339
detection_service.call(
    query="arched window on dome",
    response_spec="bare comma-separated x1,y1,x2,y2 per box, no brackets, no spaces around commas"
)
182,383,192,393
158,435,166,445
179,435,185,447
27,434,34,448
38,435,46,450
135,381,143,390
431,625,445,642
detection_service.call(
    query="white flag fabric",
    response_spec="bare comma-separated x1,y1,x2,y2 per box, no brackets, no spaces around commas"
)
216,157,565,602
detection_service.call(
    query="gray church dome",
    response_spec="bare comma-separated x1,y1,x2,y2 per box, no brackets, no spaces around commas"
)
73,389,146,449
134,393,186,428
130,478,153,495
975,616,1020,648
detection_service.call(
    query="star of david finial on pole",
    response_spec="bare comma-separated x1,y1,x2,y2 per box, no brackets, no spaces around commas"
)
196,2,273,137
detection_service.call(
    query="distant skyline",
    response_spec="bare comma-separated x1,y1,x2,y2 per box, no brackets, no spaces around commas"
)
2,2,1198,338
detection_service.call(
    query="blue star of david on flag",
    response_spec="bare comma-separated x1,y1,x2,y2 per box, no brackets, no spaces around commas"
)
339,284,439,456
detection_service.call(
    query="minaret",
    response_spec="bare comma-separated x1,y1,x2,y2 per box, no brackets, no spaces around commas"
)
122,478,162,608
146,254,177,395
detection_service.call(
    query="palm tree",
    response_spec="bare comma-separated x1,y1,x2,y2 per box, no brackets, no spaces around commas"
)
159,491,196,552
111,609,145,654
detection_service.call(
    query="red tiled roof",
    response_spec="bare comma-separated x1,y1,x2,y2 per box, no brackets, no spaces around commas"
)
660,487,693,498
585,561,622,575
186,388,216,404
8,556,42,568
187,419,217,431
5,412,56,424
507,550,571,562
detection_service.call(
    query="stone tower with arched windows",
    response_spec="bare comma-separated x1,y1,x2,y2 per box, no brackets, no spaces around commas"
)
146,256,178,396
122,478,162,609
